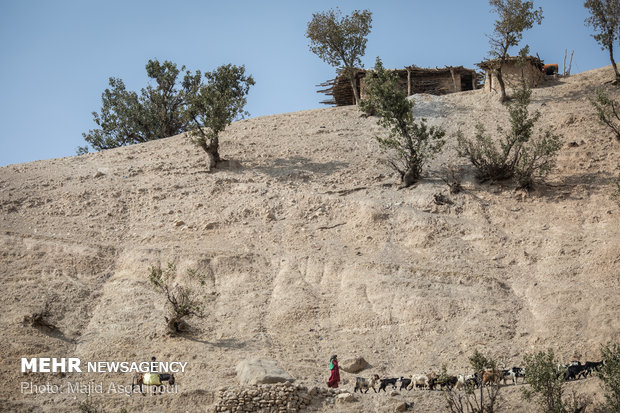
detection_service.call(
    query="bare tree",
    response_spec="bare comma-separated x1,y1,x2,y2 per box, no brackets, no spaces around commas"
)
306,8,372,105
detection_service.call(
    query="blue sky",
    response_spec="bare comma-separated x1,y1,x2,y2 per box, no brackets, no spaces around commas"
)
0,0,611,166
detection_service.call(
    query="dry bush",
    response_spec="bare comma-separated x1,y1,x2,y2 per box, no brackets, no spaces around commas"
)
445,350,503,413
148,262,208,334
443,165,464,194
23,301,56,331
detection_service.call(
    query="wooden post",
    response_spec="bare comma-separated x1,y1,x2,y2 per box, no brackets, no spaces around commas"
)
472,72,476,90
563,49,567,76
407,68,411,96
487,69,492,92
450,68,458,92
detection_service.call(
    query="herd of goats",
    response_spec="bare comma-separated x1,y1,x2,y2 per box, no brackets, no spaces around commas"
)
352,360,605,394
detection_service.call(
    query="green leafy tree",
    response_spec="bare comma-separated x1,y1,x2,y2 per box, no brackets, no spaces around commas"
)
81,60,254,169
360,57,445,187
148,262,207,335
487,0,543,102
590,89,620,139
522,350,564,413
457,81,562,189
521,349,588,413
585,0,620,83
81,59,193,152
185,64,254,168
306,8,372,105
599,343,620,412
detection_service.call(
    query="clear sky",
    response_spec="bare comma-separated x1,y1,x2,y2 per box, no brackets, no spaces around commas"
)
0,0,611,166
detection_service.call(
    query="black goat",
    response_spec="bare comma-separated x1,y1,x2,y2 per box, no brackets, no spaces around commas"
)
378,377,398,392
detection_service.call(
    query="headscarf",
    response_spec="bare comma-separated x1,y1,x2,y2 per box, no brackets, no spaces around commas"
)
329,355,337,370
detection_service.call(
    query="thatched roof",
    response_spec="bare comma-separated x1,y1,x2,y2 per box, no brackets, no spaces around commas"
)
476,55,544,71
317,65,479,106
404,65,477,76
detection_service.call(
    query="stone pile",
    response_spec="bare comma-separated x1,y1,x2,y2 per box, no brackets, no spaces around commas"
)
213,382,350,412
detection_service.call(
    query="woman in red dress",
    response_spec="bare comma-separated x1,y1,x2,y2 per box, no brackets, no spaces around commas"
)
327,355,340,388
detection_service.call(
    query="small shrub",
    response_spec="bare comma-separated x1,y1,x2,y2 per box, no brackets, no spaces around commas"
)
445,350,502,413
590,89,620,140
457,81,562,189
77,398,99,413
148,262,206,334
612,175,620,206
23,301,56,331
360,57,446,188
443,165,464,194
599,343,620,412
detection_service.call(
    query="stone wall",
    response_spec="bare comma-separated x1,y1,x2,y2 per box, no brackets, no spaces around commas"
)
213,382,349,412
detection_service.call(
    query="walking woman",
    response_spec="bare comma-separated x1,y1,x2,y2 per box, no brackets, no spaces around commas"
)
327,355,340,388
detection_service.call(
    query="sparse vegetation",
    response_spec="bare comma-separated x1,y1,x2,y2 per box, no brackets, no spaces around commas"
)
306,7,372,105
585,0,620,84
148,262,207,334
77,398,100,413
590,89,620,140
445,350,502,413
457,81,562,189
612,175,620,206
360,57,446,187
522,349,588,413
80,60,254,168
443,165,464,194
599,343,620,412
23,301,56,331
487,0,543,102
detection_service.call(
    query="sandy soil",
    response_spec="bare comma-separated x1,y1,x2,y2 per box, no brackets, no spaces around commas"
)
1,65,619,413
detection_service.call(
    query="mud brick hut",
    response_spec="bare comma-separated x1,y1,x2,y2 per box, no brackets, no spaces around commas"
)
318,65,479,106
477,55,544,93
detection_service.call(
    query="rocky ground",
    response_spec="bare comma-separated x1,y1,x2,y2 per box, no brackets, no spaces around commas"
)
1,65,619,412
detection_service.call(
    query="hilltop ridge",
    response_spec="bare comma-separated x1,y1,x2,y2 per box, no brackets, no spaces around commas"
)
1,65,619,412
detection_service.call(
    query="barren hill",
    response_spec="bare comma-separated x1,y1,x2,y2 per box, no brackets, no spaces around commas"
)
1,66,619,413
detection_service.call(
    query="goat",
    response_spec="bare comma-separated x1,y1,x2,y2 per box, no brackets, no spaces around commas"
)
456,374,477,390
354,374,379,393
437,375,458,390
411,374,430,390
565,364,587,381
378,377,398,392
398,376,412,391
503,367,525,385
482,370,502,386
583,361,604,377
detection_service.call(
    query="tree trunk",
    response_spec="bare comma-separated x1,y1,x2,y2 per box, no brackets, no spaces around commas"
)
205,138,221,169
166,316,186,335
496,66,507,102
407,68,411,96
349,74,360,105
401,168,418,188
609,43,620,83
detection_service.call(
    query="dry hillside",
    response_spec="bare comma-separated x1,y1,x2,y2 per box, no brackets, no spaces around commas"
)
1,65,619,413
